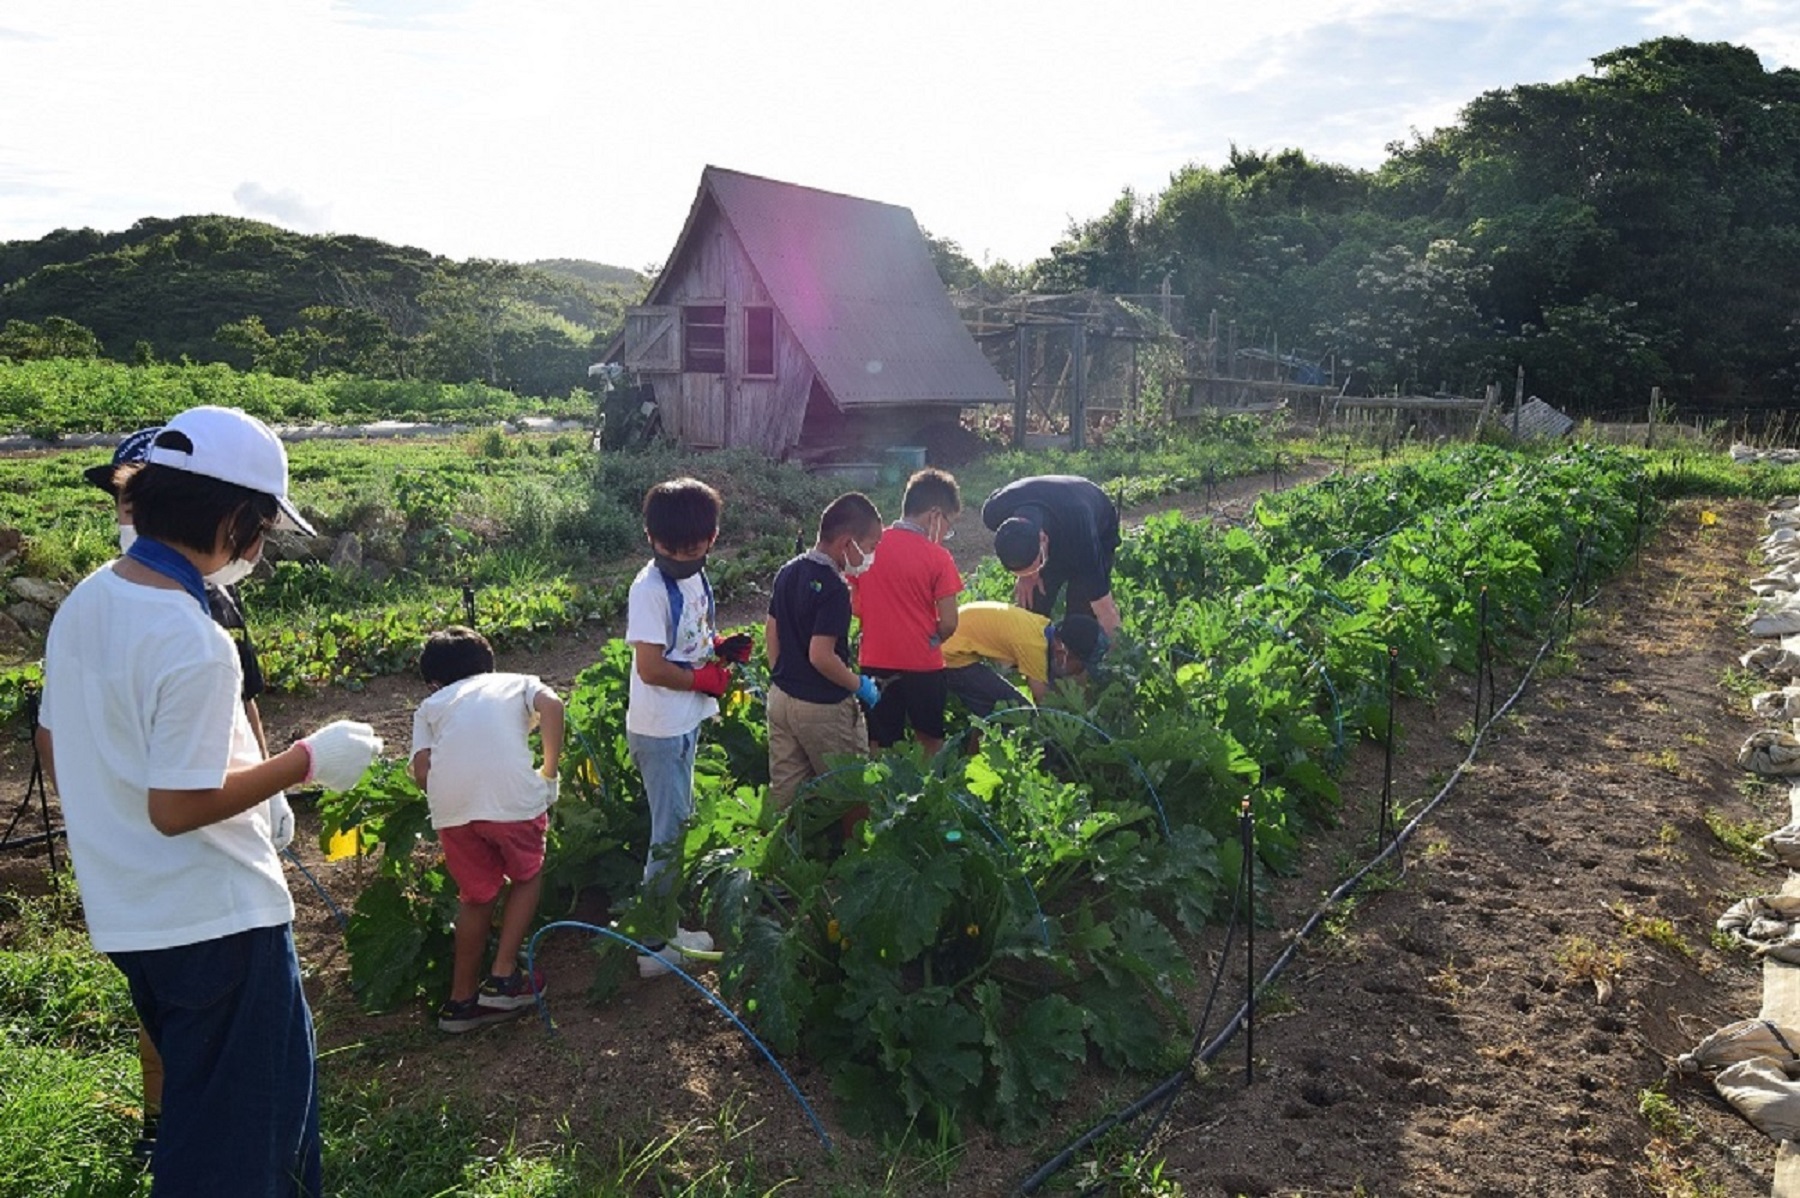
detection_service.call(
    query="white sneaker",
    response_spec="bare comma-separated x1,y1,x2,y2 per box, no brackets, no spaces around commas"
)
637,927,715,978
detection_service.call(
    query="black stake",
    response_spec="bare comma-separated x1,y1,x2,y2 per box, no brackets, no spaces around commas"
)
1241,796,1255,1086
1476,585,1493,730
0,689,62,883
462,581,477,628
1380,646,1398,852
1203,465,1217,507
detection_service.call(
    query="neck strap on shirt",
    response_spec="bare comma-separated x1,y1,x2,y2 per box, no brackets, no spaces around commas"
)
125,536,209,612
660,567,714,652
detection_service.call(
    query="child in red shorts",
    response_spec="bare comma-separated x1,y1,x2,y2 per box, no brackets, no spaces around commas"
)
410,627,565,1032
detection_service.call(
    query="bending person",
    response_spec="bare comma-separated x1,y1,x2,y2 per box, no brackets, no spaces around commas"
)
941,600,1108,716
982,474,1122,634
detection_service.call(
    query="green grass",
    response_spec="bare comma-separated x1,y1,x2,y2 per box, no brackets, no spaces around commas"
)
0,1042,149,1197
1703,808,1770,867
0,885,1020,1197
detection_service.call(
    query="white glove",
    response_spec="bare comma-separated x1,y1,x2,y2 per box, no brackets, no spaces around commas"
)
539,767,559,807
298,720,383,792
269,793,295,850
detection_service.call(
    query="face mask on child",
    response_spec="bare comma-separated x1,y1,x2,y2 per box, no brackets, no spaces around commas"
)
205,555,258,588
655,552,707,581
118,524,137,554
843,541,875,578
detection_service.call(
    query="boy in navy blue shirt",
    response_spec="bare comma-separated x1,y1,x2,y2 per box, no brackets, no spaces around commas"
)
764,493,884,807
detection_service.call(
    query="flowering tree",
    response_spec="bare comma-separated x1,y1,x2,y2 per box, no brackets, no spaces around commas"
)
1324,239,1490,394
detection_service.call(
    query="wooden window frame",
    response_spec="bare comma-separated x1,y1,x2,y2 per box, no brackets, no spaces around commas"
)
682,304,726,374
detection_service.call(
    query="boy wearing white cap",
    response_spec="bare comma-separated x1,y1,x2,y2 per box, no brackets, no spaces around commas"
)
38,406,382,1197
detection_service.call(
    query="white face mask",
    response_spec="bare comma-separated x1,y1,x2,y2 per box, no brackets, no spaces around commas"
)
118,523,137,554
843,541,875,578
204,557,256,587
205,542,262,587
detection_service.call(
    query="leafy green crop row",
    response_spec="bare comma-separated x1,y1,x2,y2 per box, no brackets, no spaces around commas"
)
316,440,1673,1143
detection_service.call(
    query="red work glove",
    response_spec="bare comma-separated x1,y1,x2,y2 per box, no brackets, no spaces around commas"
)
713,633,754,664
690,661,732,697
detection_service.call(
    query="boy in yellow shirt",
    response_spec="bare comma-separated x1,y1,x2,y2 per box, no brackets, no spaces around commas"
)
940,601,1106,715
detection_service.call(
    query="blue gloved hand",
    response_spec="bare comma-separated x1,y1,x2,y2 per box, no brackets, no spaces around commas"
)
855,675,880,708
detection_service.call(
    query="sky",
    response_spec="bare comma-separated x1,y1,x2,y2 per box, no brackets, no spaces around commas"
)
1,0,1794,276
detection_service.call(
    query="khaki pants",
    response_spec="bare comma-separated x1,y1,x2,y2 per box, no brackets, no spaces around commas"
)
768,685,869,808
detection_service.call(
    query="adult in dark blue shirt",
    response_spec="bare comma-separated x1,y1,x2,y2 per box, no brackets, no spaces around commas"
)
764,493,884,807
982,474,1121,634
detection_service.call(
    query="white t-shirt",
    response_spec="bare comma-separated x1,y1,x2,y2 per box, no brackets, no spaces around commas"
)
410,672,554,829
623,561,718,737
41,566,292,953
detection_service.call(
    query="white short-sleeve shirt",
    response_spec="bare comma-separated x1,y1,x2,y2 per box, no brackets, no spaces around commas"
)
623,562,719,737
410,672,554,829
42,566,291,953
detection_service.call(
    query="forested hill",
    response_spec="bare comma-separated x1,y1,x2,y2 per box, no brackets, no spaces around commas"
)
0,215,645,395
1032,37,1800,413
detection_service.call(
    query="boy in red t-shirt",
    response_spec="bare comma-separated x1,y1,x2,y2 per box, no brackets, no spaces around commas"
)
851,468,963,755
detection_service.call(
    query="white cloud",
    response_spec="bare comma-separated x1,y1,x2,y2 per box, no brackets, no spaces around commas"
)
233,182,333,231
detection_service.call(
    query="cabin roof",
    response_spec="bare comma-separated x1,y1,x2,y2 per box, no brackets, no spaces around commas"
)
648,166,1009,407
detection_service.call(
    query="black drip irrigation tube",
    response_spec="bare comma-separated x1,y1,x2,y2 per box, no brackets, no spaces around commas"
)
282,845,349,930
523,920,834,1153
1016,563,1588,1195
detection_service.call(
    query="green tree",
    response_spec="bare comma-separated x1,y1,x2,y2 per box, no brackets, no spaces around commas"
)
0,316,102,361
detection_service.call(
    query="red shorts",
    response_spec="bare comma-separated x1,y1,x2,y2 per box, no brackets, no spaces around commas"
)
438,813,549,904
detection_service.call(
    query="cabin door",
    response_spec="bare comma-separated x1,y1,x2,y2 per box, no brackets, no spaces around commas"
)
681,375,727,448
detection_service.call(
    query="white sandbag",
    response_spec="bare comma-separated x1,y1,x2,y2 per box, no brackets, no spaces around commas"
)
1752,688,1800,719
1747,602,1800,637
1741,645,1800,677
1715,1058,1800,1141
1678,1018,1800,1074
1763,526,1799,547
1751,575,1800,597
1738,729,1800,775
1762,824,1800,868
1735,444,1762,463
1717,895,1800,957
1774,496,1800,512
1770,508,1800,529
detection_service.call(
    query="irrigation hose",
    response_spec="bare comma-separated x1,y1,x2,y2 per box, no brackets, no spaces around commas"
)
523,919,833,1153
1017,565,1583,1196
281,845,349,931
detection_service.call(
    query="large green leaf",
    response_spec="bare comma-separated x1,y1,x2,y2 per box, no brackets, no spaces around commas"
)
346,876,445,1013
831,850,962,965
976,982,1087,1140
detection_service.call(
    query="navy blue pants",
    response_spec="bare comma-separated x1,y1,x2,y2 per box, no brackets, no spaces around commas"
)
111,923,321,1197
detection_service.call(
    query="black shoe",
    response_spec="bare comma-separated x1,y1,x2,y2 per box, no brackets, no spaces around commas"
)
435,995,524,1033
476,967,545,1011
131,1113,159,1165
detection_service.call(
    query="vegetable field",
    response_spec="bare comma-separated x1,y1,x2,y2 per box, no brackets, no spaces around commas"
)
317,443,1667,1142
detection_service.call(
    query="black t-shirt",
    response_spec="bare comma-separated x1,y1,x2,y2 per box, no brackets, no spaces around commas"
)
767,553,854,704
207,583,264,702
981,475,1121,579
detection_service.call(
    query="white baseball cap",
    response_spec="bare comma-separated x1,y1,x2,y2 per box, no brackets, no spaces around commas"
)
144,406,316,535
